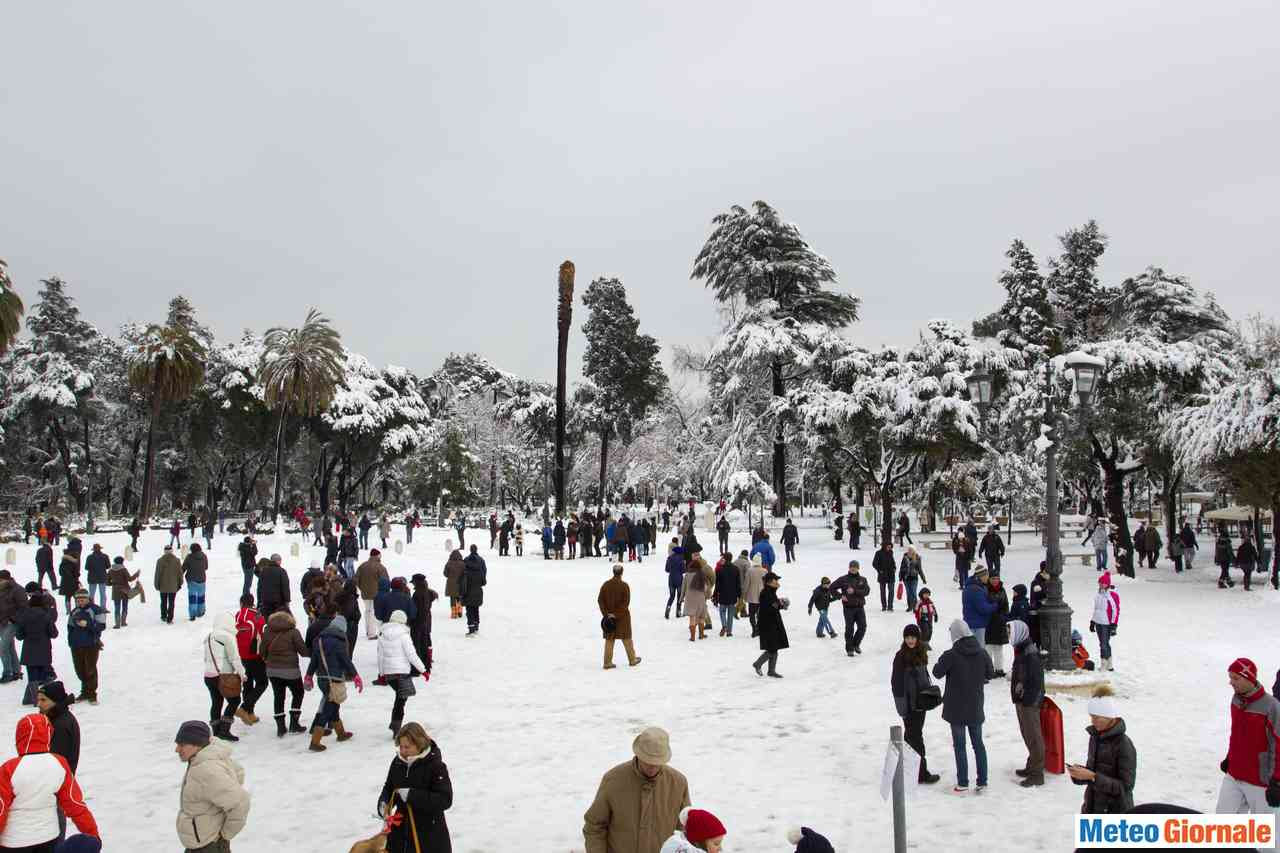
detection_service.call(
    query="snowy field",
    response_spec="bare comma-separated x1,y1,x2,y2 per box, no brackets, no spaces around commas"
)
1,519,1275,852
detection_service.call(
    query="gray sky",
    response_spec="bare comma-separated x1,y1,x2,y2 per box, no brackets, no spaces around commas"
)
3,1,1277,382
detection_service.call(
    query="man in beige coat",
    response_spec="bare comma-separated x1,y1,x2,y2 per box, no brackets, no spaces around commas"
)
355,549,389,639
745,554,767,637
583,727,689,853
733,549,751,619
174,720,250,852
598,565,640,670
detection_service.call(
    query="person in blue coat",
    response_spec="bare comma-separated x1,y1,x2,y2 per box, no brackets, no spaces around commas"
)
542,524,554,560
304,614,362,750
960,567,997,648
664,547,685,619
750,533,776,570
66,588,107,704
375,577,417,624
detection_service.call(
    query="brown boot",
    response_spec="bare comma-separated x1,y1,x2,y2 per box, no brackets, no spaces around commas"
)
234,707,256,725
698,625,706,640
689,625,696,642
334,720,354,742
309,728,327,752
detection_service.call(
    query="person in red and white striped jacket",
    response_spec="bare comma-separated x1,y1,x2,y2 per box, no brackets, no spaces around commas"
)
1090,572,1120,672
0,712,99,850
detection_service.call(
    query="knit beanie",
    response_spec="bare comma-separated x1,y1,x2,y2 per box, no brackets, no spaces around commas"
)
389,610,407,624
949,619,973,643
1228,657,1259,684
1088,684,1120,718
174,720,211,746
37,680,70,706
681,808,726,844
788,826,836,853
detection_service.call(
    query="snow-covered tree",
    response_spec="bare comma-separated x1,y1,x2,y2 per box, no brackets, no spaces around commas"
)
0,259,23,356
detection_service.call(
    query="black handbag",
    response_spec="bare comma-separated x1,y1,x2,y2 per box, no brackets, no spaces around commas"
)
916,685,943,711
600,614,617,636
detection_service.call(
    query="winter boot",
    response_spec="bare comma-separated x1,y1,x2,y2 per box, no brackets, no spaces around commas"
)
389,718,402,740
309,727,327,752
334,720,354,742
698,625,706,640
214,717,239,742
919,762,941,784
289,711,307,734
275,714,287,738
664,606,670,620
689,625,696,642
234,707,256,725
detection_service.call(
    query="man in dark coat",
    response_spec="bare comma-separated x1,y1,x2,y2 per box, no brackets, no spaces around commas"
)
237,536,258,598
257,554,291,619
664,548,685,620
1027,562,1050,645
1008,620,1045,787
35,541,56,591
872,541,896,612
751,572,789,677
932,619,995,791
598,565,639,669
780,518,799,563
15,584,59,705
978,527,1005,576
153,546,183,624
715,515,730,554
84,544,110,610
460,545,487,635
847,512,861,549
828,561,869,657
0,569,29,683
36,680,80,774
713,554,742,637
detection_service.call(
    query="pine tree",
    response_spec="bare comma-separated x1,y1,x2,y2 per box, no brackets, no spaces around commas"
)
1046,220,1109,343
0,259,23,356
995,239,1057,356
580,277,668,502
692,201,859,514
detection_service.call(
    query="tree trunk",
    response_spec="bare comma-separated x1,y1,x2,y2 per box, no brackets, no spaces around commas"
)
828,472,842,514
554,261,574,513
1161,474,1181,555
770,359,787,516
47,418,82,512
80,416,92,515
270,405,287,522
139,400,160,520
880,481,894,547
1090,431,1141,578
598,428,609,505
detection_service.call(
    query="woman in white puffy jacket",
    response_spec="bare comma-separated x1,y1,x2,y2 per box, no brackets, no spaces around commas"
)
660,806,726,852
377,609,427,737
203,611,248,742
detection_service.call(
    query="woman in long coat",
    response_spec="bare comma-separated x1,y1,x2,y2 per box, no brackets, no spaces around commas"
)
752,572,789,677
443,549,465,619
378,722,453,852
681,562,709,642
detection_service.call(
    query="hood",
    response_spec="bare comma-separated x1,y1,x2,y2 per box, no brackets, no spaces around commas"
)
377,576,391,594
189,738,234,768
212,611,237,635
268,610,295,630
15,713,52,755
323,615,348,638
395,742,439,768
953,635,983,656
380,621,409,640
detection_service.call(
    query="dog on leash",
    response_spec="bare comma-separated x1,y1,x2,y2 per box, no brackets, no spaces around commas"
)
347,832,388,853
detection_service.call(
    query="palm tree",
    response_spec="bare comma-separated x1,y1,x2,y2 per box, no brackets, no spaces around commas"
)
0,259,24,355
258,309,344,522
555,261,575,512
127,323,207,519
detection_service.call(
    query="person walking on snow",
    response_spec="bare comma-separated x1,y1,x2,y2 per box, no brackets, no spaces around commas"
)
780,518,799,564
233,596,267,726
356,550,390,640
749,532,776,571
1216,657,1280,818
715,515,730,555
598,565,641,669
932,619,995,793
376,722,453,852
459,545,487,636
154,545,183,624
808,577,837,639
828,561,870,657
304,614,363,751
0,713,99,851
183,543,209,621
984,577,1010,678
744,554,766,638
83,545,108,611
914,588,938,648
1085,516,1110,570
203,611,247,743
890,623,941,784
66,589,106,705
259,609,309,737
751,572,789,678
1007,619,1045,787
961,566,997,648
1215,524,1236,589
664,547,685,620
1090,572,1121,671
583,727,690,853
237,536,257,599
873,541,896,612
443,546,465,621
1237,534,1260,591
978,526,1004,576
376,610,428,737
713,553,741,638
173,719,251,853
898,546,927,611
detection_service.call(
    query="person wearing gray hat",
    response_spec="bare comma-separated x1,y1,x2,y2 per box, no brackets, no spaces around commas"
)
932,619,995,792
584,727,689,853
174,720,251,851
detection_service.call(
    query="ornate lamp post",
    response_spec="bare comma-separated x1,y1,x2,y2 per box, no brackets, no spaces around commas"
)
1038,351,1104,670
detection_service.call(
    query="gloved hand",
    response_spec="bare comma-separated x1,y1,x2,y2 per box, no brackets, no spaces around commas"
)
1110,624,1117,636
422,670,431,683
303,675,314,691
1268,781,1280,808
353,675,364,693
1220,757,1230,774
1088,621,1096,633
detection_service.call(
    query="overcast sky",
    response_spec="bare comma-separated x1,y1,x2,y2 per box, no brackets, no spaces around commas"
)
3,1,1277,382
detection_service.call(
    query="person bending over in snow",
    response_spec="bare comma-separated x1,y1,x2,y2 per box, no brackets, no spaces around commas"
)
660,807,726,852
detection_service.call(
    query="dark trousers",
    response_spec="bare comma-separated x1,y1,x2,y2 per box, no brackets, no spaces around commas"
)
5,841,57,852
71,645,99,701
784,543,795,562
160,592,176,622
241,568,254,597
753,650,778,674
718,534,728,553
22,665,54,705
748,603,760,636
242,659,268,713
986,555,1001,576
466,604,480,631
843,606,866,652
270,675,304,719
37,567,56,590
879,581,893,610
204,675,240,720
665,582,683,614
903,709,929,778
186,836,232,852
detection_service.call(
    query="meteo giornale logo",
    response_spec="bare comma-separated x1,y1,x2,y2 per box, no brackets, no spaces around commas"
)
1076,814,1275,849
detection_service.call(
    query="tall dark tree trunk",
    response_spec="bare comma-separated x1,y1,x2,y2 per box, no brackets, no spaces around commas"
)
81,416,92,514
554,261,574,513
771,359,787,516
880,483,894,546
827,471,842,514
47,418,82,512
598,428,609,505
1090,431,1142,579
139,400,160,519
270,405,287,521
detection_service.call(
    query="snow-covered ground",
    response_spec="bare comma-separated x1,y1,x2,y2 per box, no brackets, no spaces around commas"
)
1,519,1274,851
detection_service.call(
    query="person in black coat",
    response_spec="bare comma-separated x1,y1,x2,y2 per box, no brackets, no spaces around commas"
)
1214,525,1234,589
780,519,799,563
872,542,896,612
1009,584,1031,625
15,584,59,705
713,553,742,637
378,722,453,852
84,544,110,610
978,527,1005,576
932,619,994,791
1236,536,1260,591
35,542,56,591
238,536,258,598
1008,620,1045,787
751,573,789,678
409,574,437,677
36,680,80,773
459,546,487,635
257,555,291,618
716,515,731,554
890,624,941,783
828,562,870,657
1068,686,1136,813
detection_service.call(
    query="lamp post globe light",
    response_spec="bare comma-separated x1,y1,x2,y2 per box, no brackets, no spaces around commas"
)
1039,351,1105,670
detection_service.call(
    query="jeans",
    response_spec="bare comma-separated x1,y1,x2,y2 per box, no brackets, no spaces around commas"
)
113,598,128,626
88,582,106,609
311,677,341,730
973,627,986,648
956,560,969,589
160,592,177,622
718,604,735,634
666,582,683,615
842,606,866,653
241,568,254,598
815,609,834,636
205,675,240,721
1096,623,1113,660
784,543,795,563
904,577,919,610
187,581,206,619
406,525,413,543
0,623,19,678
879,581,893,610
1095,548,1108,569
359,531,369,549
950,721,988,787
341,557,356,579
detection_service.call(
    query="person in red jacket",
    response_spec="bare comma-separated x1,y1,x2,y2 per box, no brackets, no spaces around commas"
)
1217,657,1280,817
0,713,99,850
234,595,268,727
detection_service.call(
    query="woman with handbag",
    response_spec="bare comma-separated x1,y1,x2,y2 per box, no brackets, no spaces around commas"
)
377,610,428,738
890,624,942,783
203,611,247,742
377,721,453,852
304,613,363,752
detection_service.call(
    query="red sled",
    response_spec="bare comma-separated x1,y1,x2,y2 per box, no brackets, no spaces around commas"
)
896,582,904,601
1041,696,1065,774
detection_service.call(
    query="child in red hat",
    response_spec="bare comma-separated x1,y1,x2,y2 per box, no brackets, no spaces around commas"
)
661,806,726,852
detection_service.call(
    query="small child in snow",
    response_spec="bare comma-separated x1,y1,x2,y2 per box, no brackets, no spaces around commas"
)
661,807,726,853
1071,628,1095,670
807,577,836,639
913,587,937,647
1009,583,1031,624
514,525,524,557
788,826,836,853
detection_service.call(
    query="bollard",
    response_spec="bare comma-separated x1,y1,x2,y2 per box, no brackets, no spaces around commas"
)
890,725,906,853
290,542,300,557
4,548,14,566
395,540,404,555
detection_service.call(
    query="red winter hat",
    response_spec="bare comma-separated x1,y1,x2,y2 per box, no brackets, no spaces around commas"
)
1228,657,1259,683
682,808,726,844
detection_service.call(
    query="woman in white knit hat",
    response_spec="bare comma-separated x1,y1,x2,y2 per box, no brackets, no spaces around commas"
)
1067,685,1136,813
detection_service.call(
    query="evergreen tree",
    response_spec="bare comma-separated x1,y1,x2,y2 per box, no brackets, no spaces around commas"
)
692,200,859,514
580,276,668,502
0,259,23,356
1046,220,1109,342
995,239,1057,356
